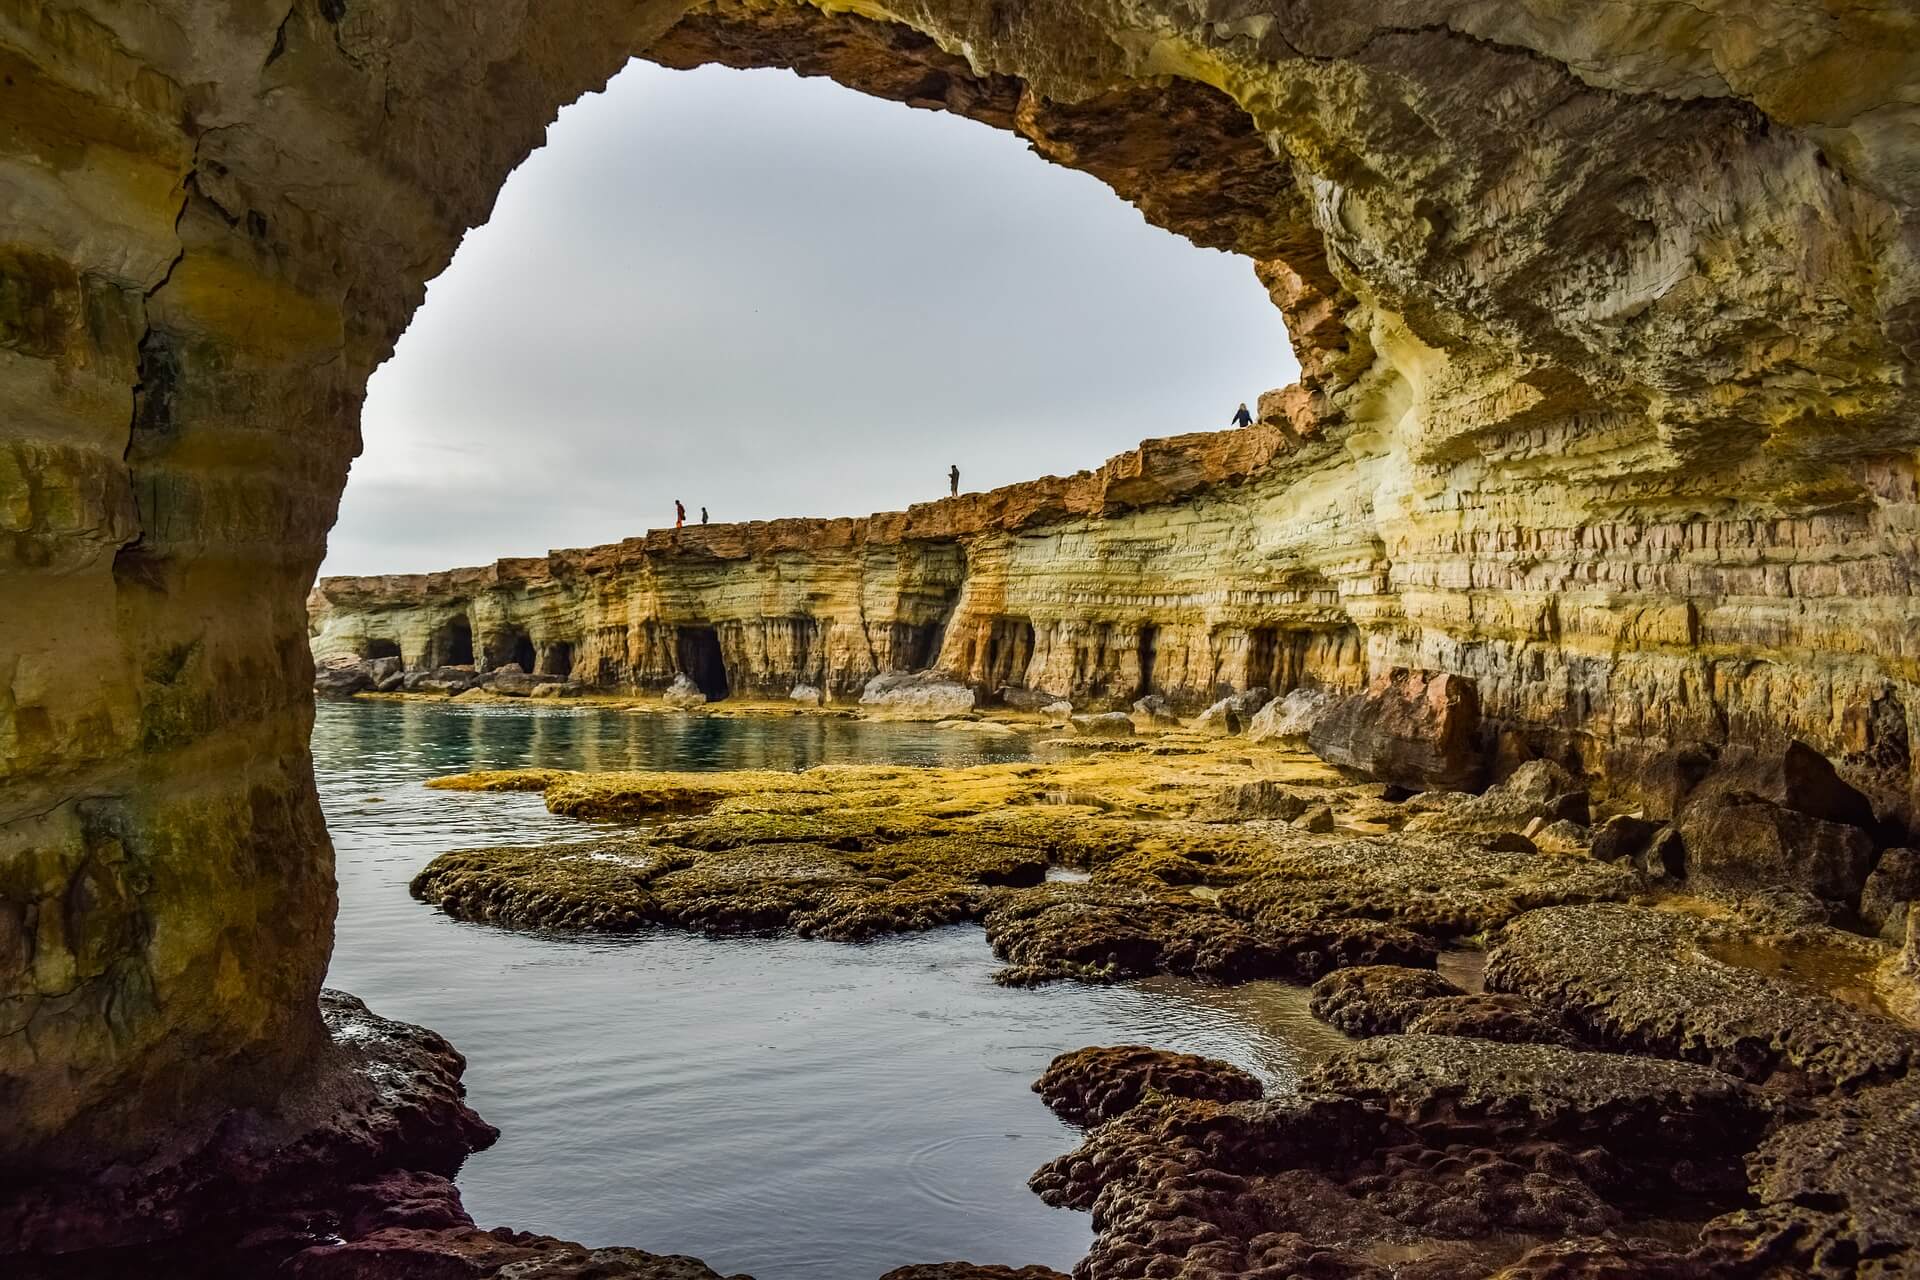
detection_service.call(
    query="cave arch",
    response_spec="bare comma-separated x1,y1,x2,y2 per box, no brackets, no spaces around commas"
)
5,0,1917,1226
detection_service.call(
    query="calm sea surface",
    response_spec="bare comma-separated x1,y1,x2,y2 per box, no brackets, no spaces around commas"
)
316,700,1348,1279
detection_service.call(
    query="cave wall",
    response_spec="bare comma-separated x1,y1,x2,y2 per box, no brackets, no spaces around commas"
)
5,0,1920,1184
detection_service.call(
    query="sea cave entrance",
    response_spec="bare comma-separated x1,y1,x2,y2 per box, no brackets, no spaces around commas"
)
540,641,575,679
677,626,730,700
431,616,476,668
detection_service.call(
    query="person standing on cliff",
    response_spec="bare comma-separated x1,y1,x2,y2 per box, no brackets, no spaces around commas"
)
700,506,708,525
949,464,960,497
675,499,685,529
1230,402,1253,428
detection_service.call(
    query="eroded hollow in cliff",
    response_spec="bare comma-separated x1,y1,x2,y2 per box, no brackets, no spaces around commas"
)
677,626,730,700
364,638,402,662
486,627,538,673
540,642,575,679
430,616,476,667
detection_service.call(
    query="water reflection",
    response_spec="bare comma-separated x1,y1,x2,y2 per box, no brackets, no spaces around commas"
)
316,701,1345,1280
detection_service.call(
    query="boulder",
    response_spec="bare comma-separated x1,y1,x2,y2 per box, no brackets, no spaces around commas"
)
789,683,824,705
1069,712,1136,738
1130,694,1180,726
405,666,478,695
529,682,583,700
314,660,374,699
1294,803,1336,834
662,674,708,710
1677,792,1875,903
1226,686,1272,716
487,669,556,698
1247,687,1338,744
1032,1045,1263,1127
1591,813,1662,863
996,685,1057,712
859,672,974,718
1042,700,1074,723
1403,758,1589,835
1862,849,1920,940
1308,668,1484,792
1193,697,1244,736
1767,741,1880,830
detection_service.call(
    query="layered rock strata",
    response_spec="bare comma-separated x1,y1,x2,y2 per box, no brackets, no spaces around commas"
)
308,423,1360,710
8,0,1920,1260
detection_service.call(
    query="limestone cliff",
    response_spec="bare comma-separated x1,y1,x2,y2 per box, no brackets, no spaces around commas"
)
308,423,1362,708
5,0,1920,1221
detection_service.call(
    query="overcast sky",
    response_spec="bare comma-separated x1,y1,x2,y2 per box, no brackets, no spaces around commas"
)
321,58,1295,577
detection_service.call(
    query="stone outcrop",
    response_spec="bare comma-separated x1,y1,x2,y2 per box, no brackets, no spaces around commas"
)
308,424,1360,712
9,0,1920,1266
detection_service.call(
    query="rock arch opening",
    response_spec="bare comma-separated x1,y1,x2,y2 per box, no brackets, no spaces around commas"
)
9,0,1920,1264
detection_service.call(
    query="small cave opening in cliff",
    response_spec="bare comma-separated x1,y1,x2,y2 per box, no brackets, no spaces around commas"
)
363,638,402,662
984,617,1035,690
677,626,730,700
431,616,475,668
540,642,575,679
892,620,946,673
1138,624,1159,697
1247,626,1282,692
483,627,538,672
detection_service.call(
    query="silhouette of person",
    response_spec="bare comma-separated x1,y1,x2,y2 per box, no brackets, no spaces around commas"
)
1230,402,1253,428
949,464,960,497
700,506,708,525
675,499,685,529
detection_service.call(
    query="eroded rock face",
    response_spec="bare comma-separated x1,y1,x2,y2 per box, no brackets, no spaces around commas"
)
9,0,1920,1240
1309,669,1485,792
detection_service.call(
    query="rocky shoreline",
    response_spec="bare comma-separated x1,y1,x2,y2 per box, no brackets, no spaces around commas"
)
376,698,1918,1279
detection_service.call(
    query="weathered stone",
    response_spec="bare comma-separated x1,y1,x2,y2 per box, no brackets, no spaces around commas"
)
15,0,1920,1264
661,673,708,710
1032,1044,1263,1126
859,672,973,719
1309,669,1485,792
1192,696,1244,736
1294,802,1336,833
1709,1076,1920,1279
1310,965,1466,1036
1590,814,1662,863
1405,759,1589,836
1677,792,1876,904
1068,712,1134,738
1193,779,1324,823
1246,686,1339,744
1862,848,1920,940
1128,693,1180,726
1487,904,1920,1092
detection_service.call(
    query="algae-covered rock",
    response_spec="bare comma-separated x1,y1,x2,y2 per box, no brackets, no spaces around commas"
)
1033,1044,1263,1126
